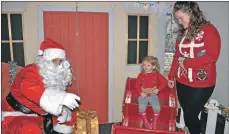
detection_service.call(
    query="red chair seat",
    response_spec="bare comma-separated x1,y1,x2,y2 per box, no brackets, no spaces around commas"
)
112,77,184,134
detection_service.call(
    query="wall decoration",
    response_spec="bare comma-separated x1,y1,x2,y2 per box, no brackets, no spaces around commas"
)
164,13,179,72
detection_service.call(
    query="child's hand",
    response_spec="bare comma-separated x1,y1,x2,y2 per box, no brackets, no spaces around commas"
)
141,92,147,97
142,87,153,94
153,88,159,94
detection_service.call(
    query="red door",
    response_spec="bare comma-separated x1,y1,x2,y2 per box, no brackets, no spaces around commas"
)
43,11,109,123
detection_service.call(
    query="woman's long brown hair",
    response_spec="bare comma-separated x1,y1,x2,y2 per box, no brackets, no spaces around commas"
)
173,1,210,41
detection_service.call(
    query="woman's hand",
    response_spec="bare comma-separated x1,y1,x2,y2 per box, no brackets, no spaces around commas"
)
168,80,175,88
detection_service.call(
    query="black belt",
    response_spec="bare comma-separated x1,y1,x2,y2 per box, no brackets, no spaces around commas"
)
6,92,57,134
6,93,38,115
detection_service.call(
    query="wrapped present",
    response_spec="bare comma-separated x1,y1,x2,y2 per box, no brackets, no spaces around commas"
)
176,99,229,134
200,110,226,134
73,109,99,134
201,99,229,134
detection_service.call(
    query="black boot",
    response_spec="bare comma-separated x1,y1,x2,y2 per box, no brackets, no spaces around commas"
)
43,113,54,134
52,131,63,134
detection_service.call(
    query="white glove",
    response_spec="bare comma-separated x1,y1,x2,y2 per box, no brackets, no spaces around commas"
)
57,106,72,123
61,93,80,110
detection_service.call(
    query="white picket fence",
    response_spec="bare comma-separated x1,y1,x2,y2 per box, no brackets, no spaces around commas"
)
176,99,229,134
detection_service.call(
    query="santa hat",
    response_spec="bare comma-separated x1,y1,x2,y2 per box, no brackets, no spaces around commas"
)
38,38,66,61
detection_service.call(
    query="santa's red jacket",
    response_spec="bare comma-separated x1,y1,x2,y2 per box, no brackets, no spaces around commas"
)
168,24,221,87
2,64,77,134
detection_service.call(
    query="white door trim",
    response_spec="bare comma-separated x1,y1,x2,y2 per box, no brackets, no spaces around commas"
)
37,5,114,123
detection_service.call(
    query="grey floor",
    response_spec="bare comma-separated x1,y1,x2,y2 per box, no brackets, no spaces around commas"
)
99,123,121,134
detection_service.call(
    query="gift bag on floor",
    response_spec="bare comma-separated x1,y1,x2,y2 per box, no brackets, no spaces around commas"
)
200,110,226,134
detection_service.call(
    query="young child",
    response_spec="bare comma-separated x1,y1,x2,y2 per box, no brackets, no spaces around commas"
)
136,56,167,129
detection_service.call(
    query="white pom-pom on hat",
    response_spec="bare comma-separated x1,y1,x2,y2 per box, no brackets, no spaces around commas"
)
38,49,43,55
39,38,66,60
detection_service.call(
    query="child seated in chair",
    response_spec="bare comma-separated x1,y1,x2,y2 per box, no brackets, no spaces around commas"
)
136,56,167,129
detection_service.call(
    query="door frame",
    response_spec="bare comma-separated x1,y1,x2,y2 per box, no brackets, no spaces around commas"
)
37,5,114,123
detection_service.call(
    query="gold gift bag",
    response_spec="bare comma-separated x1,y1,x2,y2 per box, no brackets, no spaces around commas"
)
73,109,99,134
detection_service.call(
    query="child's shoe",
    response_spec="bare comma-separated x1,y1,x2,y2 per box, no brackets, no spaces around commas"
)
139,112,152,129
152,113,160,129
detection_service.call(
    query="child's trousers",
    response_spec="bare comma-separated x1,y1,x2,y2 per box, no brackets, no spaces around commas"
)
138,94,161,113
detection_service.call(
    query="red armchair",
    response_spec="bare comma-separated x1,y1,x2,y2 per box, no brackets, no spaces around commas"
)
112,77,184,134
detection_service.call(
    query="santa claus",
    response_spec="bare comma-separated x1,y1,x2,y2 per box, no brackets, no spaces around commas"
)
1,39,80,134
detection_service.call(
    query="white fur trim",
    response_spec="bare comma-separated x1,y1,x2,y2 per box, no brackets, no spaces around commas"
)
54,123,72,134
57,107,72,123
179,42,204,48
40,88,67,116
178,32,205,82
178,30,188,56
190,41,195,58
38,49,43,55
179,41,204,58
178,30,204,58
63,107,72,122
188,68,193,82
177,67,181,78
43,48,66,61
1,111,38,121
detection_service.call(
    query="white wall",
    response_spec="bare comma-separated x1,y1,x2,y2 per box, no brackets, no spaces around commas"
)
198,3,229,132
198,2,229,106
155,15,166,74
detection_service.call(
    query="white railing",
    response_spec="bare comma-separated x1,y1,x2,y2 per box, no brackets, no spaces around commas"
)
176,99,229,134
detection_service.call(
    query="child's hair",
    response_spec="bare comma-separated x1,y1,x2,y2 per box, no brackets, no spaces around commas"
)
141,56,160,73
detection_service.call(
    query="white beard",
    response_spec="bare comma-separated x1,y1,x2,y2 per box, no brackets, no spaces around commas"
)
35,56,72,91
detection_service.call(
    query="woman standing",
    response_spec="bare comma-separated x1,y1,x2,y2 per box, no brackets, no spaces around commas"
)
168,2,221,134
